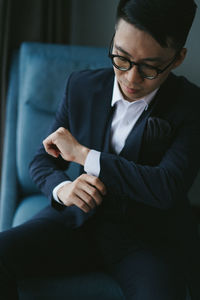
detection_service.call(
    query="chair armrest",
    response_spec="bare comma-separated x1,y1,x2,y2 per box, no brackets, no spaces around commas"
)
0,53,19,231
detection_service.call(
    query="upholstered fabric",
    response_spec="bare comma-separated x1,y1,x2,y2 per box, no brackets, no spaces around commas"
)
0,42,111,230
12,195,49,227
0,52,20,230
18,273,125,300
0,42,126,300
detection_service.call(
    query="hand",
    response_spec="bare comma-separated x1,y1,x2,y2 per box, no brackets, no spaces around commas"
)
57,174,107,213
43,127,90,165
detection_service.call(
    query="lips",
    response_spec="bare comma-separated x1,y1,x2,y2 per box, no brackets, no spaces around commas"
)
124,85,140,94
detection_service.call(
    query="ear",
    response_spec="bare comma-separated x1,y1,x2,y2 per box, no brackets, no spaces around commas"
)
172,48,187,69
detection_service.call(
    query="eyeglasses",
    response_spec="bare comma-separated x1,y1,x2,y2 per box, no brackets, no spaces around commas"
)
108,35,180,80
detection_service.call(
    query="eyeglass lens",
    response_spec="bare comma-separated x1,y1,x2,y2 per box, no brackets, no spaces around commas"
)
112,56,158,79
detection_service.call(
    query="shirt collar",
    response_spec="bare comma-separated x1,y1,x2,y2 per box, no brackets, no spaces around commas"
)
111,76,159,109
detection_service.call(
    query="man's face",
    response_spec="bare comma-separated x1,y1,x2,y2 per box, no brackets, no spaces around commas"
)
113,19,186,102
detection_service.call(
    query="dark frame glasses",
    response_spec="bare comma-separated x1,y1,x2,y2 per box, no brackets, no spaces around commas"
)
108,35,180,80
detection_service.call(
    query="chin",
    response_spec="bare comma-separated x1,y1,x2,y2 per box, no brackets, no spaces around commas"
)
123,91,145,102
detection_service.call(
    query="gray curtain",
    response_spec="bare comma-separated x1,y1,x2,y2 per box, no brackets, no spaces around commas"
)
0,0,72,174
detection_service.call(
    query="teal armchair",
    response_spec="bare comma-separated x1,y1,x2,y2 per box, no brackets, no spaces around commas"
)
0,42,125,299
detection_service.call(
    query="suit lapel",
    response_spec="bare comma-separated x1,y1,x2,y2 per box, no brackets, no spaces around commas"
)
119,73,174,162
89,70,114,151
102,106,115,152
119,102,155,162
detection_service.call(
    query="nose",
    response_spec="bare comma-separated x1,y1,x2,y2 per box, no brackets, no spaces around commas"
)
125,65,143,84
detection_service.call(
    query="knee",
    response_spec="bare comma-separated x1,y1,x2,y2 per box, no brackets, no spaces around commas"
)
108,250,186,300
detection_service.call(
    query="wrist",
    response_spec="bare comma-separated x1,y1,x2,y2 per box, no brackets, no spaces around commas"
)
75,145,90,166
57,185,64,202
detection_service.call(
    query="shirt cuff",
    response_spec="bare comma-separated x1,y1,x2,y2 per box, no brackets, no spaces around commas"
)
84,149,101,177
53,181,71,204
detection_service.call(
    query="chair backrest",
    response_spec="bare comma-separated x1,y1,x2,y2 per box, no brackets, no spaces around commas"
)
15,42,111,196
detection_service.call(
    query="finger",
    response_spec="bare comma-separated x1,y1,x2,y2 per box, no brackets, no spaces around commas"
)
75,178,103,206
56,127,68,135
60,189,91,213
72,197,91,213
43,141,60,157
81,183,103,206
76,189,97,209
83,174,107,196
43,135,58,156
49,144,61,157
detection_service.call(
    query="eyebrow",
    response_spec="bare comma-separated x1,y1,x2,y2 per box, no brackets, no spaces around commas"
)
115,44,164,63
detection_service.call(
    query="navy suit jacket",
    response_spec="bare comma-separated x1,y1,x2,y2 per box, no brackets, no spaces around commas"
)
30,68,200,298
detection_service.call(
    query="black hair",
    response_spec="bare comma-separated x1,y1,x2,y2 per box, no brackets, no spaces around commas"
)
116,0,197,50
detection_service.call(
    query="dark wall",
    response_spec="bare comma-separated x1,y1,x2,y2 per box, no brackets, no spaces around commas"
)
174,0,200,86
70,0,116,47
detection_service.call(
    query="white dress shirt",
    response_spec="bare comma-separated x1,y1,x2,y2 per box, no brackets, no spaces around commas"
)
84,77,158,176
53,76,159,202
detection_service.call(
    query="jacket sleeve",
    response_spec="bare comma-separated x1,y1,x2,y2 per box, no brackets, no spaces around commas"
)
29,75,73,201
99,111,200,210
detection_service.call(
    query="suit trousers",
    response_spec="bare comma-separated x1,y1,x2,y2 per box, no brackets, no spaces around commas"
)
0,205,186,300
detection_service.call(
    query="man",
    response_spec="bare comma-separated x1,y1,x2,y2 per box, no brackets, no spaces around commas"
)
0,0,199,299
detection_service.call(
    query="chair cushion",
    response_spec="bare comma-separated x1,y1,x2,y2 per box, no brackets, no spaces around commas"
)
12,194,49,227
17,273,191,300
18,273,125,300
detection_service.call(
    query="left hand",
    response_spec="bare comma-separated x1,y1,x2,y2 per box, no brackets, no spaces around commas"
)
43,127,90,165
57,174,106,212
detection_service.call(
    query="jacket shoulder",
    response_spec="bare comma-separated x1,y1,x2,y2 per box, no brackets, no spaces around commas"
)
163,73,200,117
68,68,114,88
170,73,200,101
173,75,200,129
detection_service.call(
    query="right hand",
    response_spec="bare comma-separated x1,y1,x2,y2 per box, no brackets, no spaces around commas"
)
57,174,107,213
